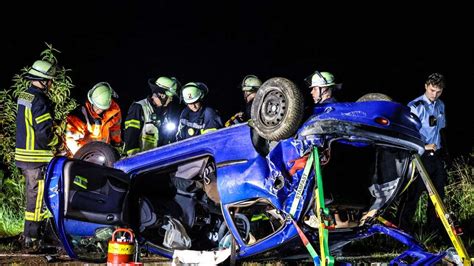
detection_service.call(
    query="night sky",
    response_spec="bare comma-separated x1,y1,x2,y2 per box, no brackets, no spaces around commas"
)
1,2,472,158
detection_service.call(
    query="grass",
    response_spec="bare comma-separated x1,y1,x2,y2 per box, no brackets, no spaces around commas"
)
343,153,474,256
0,169,24,238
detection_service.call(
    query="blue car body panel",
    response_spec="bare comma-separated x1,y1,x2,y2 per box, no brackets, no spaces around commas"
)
302,101,421,136
45,156,77,258
45,100,441,263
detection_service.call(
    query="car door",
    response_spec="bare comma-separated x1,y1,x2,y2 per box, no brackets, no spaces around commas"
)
45,156,131,261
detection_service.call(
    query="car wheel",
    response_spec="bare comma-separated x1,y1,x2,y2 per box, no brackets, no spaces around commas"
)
73,141,120,167
356,93,393,102
251,77,304,141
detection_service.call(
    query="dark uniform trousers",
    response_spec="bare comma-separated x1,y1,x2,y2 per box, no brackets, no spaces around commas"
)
396,150,448,232
21,166,46,239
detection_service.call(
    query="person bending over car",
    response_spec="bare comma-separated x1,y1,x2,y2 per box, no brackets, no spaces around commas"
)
65,82,122,155
123,76,181,156
176,82,223,141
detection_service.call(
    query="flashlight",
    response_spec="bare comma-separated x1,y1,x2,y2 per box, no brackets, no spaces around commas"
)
165,121,176,132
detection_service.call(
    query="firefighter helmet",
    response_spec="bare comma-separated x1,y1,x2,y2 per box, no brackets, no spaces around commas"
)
241,75,262,91
182,82,204,104
304,71,342,91
26,60,56,80
149,76,180,97
88,82,113,110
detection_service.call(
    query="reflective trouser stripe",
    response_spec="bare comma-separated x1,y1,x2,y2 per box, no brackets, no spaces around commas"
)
25,211,35,221
25,210,50,221
25,179,45,222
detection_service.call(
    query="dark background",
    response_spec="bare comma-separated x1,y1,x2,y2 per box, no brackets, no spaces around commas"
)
1,2,472,158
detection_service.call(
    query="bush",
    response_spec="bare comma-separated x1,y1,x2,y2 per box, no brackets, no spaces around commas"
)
0,44,77,237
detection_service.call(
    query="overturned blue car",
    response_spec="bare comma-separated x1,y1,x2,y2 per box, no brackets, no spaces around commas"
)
44,78,468,265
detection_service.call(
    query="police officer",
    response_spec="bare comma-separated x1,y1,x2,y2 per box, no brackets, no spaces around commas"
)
123,76,180,156
396,73,448,233
176,82,222,140
225,75,262,127
15,60,58,249
305,71,342,105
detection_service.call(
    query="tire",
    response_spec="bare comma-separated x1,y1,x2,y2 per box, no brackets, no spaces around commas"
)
73,141,120,167
356,93,393,102
251,77,304,141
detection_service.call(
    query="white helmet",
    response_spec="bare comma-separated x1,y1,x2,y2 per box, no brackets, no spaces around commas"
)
182,82,203,104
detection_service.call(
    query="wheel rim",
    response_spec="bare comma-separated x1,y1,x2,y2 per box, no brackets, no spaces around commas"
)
80,151,108,166
259,89,287,128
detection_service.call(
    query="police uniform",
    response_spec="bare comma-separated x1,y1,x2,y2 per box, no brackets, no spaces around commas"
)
15,86,57,239
176,106,223,141
396,94,448,232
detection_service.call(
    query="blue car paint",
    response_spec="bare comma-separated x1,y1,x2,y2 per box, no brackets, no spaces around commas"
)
367,225,446,265
45,156,77,258
45,100,445,263
114,124,258,175
301,101,421,137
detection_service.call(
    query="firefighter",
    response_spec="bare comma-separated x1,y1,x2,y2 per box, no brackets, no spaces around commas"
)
123,76,181,156
225,75,262,127
305,71,342,105
15,60,59,250
64,82,122,155
176,82,223,140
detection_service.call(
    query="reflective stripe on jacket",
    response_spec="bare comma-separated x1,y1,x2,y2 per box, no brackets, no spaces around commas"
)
176,106,223,141
123,98,161,156
15,86,55,169
137,98,159,151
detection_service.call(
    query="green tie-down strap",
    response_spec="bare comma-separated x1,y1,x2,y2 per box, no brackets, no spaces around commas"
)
313,147,334,266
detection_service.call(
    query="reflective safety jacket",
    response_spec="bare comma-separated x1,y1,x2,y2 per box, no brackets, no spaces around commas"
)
176,106,223,141
123,98,162,156
65,99,122,155
15,86,57,169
